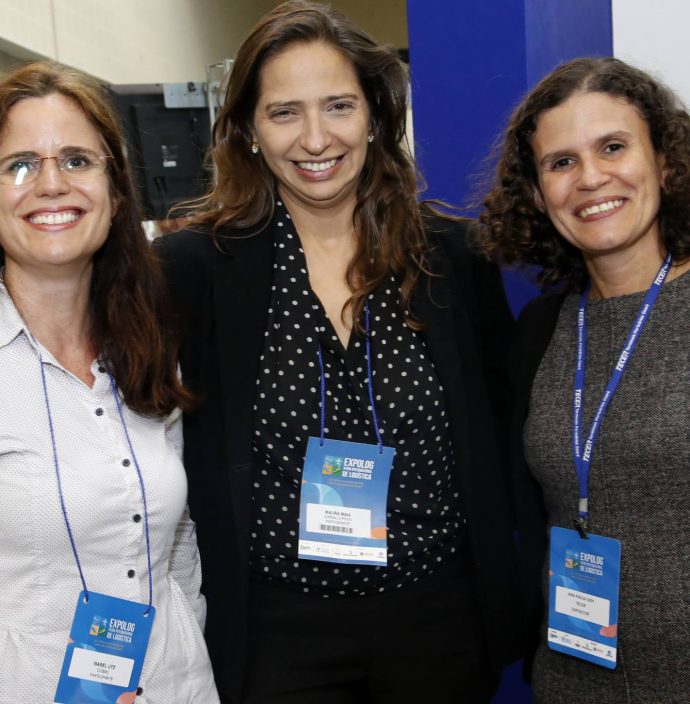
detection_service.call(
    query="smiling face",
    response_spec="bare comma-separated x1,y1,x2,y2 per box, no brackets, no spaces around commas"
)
0,93,113,279
252,40,370,218
531,91,665,270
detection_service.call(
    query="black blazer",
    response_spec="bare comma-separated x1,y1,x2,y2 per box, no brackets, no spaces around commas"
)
156,215,522,702
510,292,565,675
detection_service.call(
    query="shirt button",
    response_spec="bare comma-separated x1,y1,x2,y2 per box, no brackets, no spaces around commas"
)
127,569,136,578
136,687,143,695
95,408,104,416
98,365,106,373
133,514,142,523
122,459,131,467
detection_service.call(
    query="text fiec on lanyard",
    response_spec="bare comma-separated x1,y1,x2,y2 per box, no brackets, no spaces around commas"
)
38,355,156,703
547,253,672,670
572,252,672,534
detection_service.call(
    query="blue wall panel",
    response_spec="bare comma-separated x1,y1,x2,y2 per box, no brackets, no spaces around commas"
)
407,0,527,207
405,2,613,701
407,0,613,318
525,0,613,87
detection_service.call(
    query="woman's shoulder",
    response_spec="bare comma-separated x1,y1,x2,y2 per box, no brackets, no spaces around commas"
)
513,291,567,378
421,212,506,303
153,227,215,299
421,211,474,253
517,291,566,329
156,217,274,262
421,211,484,278
154,221,262,282
156,224,222,260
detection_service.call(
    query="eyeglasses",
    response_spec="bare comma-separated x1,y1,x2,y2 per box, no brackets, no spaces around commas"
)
0,147,112,186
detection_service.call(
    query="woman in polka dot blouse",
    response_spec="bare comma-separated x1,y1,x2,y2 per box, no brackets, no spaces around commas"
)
156,2,521,702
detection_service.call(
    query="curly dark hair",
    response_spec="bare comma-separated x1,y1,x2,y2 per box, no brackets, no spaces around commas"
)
0,61,193,415
479,56,690,291
185,0,429,331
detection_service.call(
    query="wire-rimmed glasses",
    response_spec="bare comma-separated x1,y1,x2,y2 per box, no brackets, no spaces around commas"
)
0,147,112,187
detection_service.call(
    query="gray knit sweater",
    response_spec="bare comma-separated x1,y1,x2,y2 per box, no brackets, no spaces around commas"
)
524,271,690,704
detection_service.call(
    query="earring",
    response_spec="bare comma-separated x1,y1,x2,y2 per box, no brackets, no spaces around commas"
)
251,142,259,154
367,133,374,143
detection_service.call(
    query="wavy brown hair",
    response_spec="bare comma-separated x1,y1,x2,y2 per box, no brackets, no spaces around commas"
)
480,57,690,291
186,0,429,330
0,61,192,415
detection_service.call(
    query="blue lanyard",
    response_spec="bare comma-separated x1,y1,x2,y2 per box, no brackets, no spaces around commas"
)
573,253,672,532
39,358,154,613
316,299,384,452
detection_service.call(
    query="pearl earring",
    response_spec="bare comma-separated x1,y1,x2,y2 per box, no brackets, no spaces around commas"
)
251,142,259,154
367,133,374,143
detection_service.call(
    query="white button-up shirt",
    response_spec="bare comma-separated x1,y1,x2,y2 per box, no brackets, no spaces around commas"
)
0,277,219,703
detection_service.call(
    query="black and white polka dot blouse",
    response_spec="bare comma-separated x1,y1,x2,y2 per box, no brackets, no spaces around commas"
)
250,201,464,595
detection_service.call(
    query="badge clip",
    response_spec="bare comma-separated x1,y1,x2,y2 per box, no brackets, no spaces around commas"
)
573,516,589,539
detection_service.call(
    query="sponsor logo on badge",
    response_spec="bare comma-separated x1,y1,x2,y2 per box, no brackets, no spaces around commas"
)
565,550,580,570
322,456,343,476
89,616,108,637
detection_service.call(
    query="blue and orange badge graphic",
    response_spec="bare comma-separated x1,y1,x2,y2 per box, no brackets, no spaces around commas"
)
565,550,580,570
322,455,343,476
548,527,621,669
89,616,108,638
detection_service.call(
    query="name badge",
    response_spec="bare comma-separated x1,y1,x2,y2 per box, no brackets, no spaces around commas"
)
298,437,395,565
55,591,155,703
548,527,621,668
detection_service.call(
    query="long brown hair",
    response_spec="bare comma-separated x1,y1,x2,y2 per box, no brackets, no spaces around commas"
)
187,0,429,330
480,57,690,291
0,61,192,415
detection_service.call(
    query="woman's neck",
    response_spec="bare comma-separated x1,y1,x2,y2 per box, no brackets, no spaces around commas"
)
280,195,358,348
585,242,690,299
4,263,96,383
289,217,356,254
279,188,357,246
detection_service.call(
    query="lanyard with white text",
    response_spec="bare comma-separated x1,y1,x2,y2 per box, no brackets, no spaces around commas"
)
316,298,385,453
572,253,672,535
39,358,154,613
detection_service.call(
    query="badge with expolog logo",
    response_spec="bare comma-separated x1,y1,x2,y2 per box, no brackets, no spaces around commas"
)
55,591,155,703
548,527,621,668
298,437,394,566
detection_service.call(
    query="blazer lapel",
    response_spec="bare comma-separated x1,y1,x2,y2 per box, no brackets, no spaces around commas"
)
413,250,474,483
212,224,274,470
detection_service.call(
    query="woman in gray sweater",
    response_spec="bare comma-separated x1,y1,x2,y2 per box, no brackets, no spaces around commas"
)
480,57,690,703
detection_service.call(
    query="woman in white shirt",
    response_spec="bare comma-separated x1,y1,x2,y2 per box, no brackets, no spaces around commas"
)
0,61,219,704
